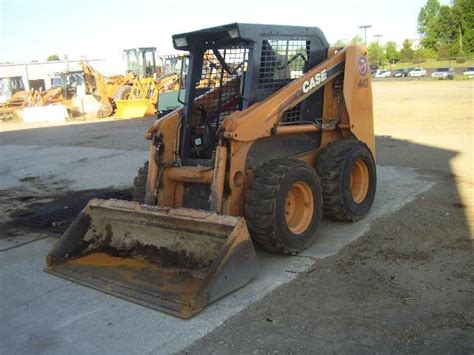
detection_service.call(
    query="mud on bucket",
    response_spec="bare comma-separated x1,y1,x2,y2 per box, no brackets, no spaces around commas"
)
46,199,258,319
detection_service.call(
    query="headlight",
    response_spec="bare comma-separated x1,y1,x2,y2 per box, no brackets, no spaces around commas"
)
227,29,239,39
174,37,187,48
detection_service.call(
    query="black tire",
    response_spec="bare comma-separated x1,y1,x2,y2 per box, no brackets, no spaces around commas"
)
245,159,323,255
316,139,376,222
132,161,148,202
112,85,132,100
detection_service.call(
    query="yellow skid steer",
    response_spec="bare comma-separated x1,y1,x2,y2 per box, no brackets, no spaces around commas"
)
46,24,376,319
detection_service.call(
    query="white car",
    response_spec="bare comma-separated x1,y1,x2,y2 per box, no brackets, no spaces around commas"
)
463,67,474,78
375,70,391,78
409,68,427,77
431,68,455,80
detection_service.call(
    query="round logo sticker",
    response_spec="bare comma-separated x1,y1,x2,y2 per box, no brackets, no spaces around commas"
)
358,57,368,76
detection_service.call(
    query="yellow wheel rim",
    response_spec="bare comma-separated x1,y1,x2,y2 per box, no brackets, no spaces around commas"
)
350,159,370,204
285,181,314,234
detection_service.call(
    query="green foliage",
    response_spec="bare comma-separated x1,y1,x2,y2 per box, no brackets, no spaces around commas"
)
418,0,441,49
435,6,459,48
47,54,60,61
385,41,400,61
418,0,474,56
400,39,414,62
452,0,474,53
413,47,435,63
350,35,364,45
333,39,347,47
368,42,386,65
437,43,451,60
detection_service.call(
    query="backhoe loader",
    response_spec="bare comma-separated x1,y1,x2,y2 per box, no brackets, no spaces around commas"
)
46,24,376,319
0,76,28,119
0,76,68,121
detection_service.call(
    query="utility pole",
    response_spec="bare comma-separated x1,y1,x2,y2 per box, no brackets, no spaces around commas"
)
359,25,372,45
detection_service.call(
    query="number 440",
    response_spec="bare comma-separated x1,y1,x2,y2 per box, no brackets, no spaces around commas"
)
358,78,369,88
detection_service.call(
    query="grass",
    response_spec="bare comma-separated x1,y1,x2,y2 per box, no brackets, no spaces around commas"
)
381,58,474,70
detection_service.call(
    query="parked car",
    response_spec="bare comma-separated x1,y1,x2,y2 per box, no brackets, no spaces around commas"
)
431,68,455,80
463,67,474,78
375,70,391,78
392,68,409,77
370,64,379,77
409,68,427,77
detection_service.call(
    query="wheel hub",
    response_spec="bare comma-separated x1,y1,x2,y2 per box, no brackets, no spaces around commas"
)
350,159,369,204
285,181,314,234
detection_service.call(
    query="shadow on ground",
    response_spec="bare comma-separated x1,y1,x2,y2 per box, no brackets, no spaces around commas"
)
0,117,155,151
0,127,472,353
181,135,473,354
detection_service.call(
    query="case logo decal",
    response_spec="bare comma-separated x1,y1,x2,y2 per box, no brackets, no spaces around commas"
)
358,57,368,76
302,69,328,94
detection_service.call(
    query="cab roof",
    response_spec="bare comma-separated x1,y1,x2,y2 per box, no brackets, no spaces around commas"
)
172,23,328,51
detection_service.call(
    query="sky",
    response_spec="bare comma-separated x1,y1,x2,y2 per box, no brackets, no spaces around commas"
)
0,0,451,73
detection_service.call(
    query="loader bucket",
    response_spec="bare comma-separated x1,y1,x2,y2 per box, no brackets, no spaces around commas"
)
45,199,258,319
114,99,155,119
69,95,113,119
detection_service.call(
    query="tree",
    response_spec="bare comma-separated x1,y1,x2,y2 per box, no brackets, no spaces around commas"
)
385,41,400,61
452,0,474,53
333,39,347,47
437,43,451,60
399,39,414,62
368,42,386,66
418,0,441,49
350,35,364,45
47,54,60,61
435,6,458,52
413,48,431,64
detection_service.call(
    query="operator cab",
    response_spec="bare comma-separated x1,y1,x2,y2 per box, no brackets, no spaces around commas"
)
0,76,25,103
124,47,157,77
50,71,85,99
172,23,329,162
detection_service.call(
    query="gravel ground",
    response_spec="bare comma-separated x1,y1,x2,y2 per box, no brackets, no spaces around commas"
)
181,81,474,353
182,141,473,353
0,81,472,354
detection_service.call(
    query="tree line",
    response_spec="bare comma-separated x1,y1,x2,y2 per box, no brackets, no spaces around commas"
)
334,0,473,65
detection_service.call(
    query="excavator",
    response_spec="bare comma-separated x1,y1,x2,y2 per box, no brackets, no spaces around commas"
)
46,23,376,319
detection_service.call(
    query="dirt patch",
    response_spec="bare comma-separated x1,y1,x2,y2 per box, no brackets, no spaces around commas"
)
1,188,132,237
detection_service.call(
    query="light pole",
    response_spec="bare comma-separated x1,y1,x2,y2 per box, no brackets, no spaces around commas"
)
374,34,383,67
359,25,372,45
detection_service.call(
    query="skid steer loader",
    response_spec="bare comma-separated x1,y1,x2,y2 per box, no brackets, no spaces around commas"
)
46,23,376,319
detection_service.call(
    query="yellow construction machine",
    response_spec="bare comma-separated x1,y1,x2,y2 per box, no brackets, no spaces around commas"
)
46,24,376,318
114,75,180,119
0,76,68,121
0,76,28,119
113,49,183,119
68,62,134,119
